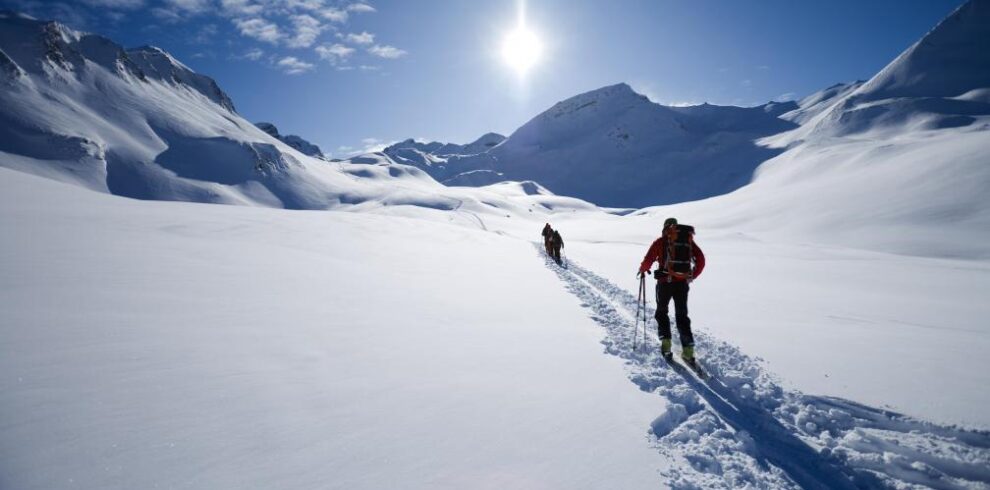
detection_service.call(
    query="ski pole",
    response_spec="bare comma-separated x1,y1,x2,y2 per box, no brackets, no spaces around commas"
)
642,276,649,347
633,274,646,350
641,276,648,348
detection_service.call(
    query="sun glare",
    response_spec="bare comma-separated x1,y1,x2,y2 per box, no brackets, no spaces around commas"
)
501,0,543,79
501,25,543,76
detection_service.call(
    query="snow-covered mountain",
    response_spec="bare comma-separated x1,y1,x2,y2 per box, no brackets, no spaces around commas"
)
3,3,990,489
652,0,990,258
254,122,326,160
0,11,504,212
382,132,506,174
411,83,798,208
773,0,990,143
778,80,864,125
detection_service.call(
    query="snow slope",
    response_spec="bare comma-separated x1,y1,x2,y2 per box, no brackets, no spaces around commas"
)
3,166,989,489
409,83,798,208
655,0,990,258
770,0,990,144
3,2,990,488
0,167,663,490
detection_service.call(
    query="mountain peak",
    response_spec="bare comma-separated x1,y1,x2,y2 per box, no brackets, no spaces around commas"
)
856,0,990,100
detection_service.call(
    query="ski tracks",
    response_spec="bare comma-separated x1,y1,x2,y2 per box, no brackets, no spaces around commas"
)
538,245,990,489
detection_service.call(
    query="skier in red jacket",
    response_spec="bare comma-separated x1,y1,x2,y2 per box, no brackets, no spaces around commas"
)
637,218,706,362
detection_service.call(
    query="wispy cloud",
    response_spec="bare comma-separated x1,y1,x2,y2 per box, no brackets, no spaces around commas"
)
368,44,406,59
151,7,183,22
345,31,374,44
277,56,315,75
773,92,797,102
319,7,348,22
740,79,753,88
287,14,323,48
230,48,265,61
191,23,218,44
165,0,211,14
315,43,355,64
81,0,145,9
355,137,389,154
220,0,263,16
235,17,283,44
285,0,326,10
347,3,376,13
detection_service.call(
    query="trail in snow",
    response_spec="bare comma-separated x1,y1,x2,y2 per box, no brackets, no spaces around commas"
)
538,245,990,490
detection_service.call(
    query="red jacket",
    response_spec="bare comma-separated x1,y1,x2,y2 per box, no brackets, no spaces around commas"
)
638,237,705,281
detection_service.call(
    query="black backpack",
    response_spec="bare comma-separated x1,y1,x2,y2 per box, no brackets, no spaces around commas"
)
663,224,695,279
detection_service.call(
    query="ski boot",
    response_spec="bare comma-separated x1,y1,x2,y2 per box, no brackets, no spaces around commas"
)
660,338,673,362
681,345,695,363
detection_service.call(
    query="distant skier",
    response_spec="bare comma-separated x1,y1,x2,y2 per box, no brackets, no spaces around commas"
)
550,229,564,264
637,218,705,363
541,223,553,255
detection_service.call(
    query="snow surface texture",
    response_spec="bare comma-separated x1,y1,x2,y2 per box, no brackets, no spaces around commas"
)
541,248,990,489
0,168,663,490
3,168,989,489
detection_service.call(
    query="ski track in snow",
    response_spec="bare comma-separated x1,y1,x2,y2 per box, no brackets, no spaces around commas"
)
537,244,990,490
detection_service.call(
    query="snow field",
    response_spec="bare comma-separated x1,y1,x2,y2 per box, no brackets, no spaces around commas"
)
0,168,664,490
541,248,990,488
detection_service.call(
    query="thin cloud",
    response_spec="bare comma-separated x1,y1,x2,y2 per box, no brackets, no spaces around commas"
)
285,0,326,10
80,0,145,9
191,24,218,44
220,0,264,16
319,7,348,22
345,31,374,45
347,3,376,13
368,44,406,59
235,17,283,44
315,43,355,64
151,7,183,22
230,48,265,61
277,56,315,75
773,92,797,102
165,0,211,14
353,137,391,154
287,14,323,48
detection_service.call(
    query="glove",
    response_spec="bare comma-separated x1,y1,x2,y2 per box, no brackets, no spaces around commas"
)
636,271,646,279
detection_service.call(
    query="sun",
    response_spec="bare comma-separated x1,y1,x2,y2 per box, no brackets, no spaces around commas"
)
501,24,543,77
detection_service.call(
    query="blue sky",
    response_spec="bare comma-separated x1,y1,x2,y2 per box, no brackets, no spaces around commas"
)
2,0,967,156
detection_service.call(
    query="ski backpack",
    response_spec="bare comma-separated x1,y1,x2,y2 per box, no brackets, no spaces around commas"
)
663,224,695,279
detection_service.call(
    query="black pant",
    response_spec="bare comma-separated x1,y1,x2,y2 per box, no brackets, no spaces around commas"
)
655,280,693,347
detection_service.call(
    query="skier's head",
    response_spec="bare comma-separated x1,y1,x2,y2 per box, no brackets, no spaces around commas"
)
663,217,677,230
